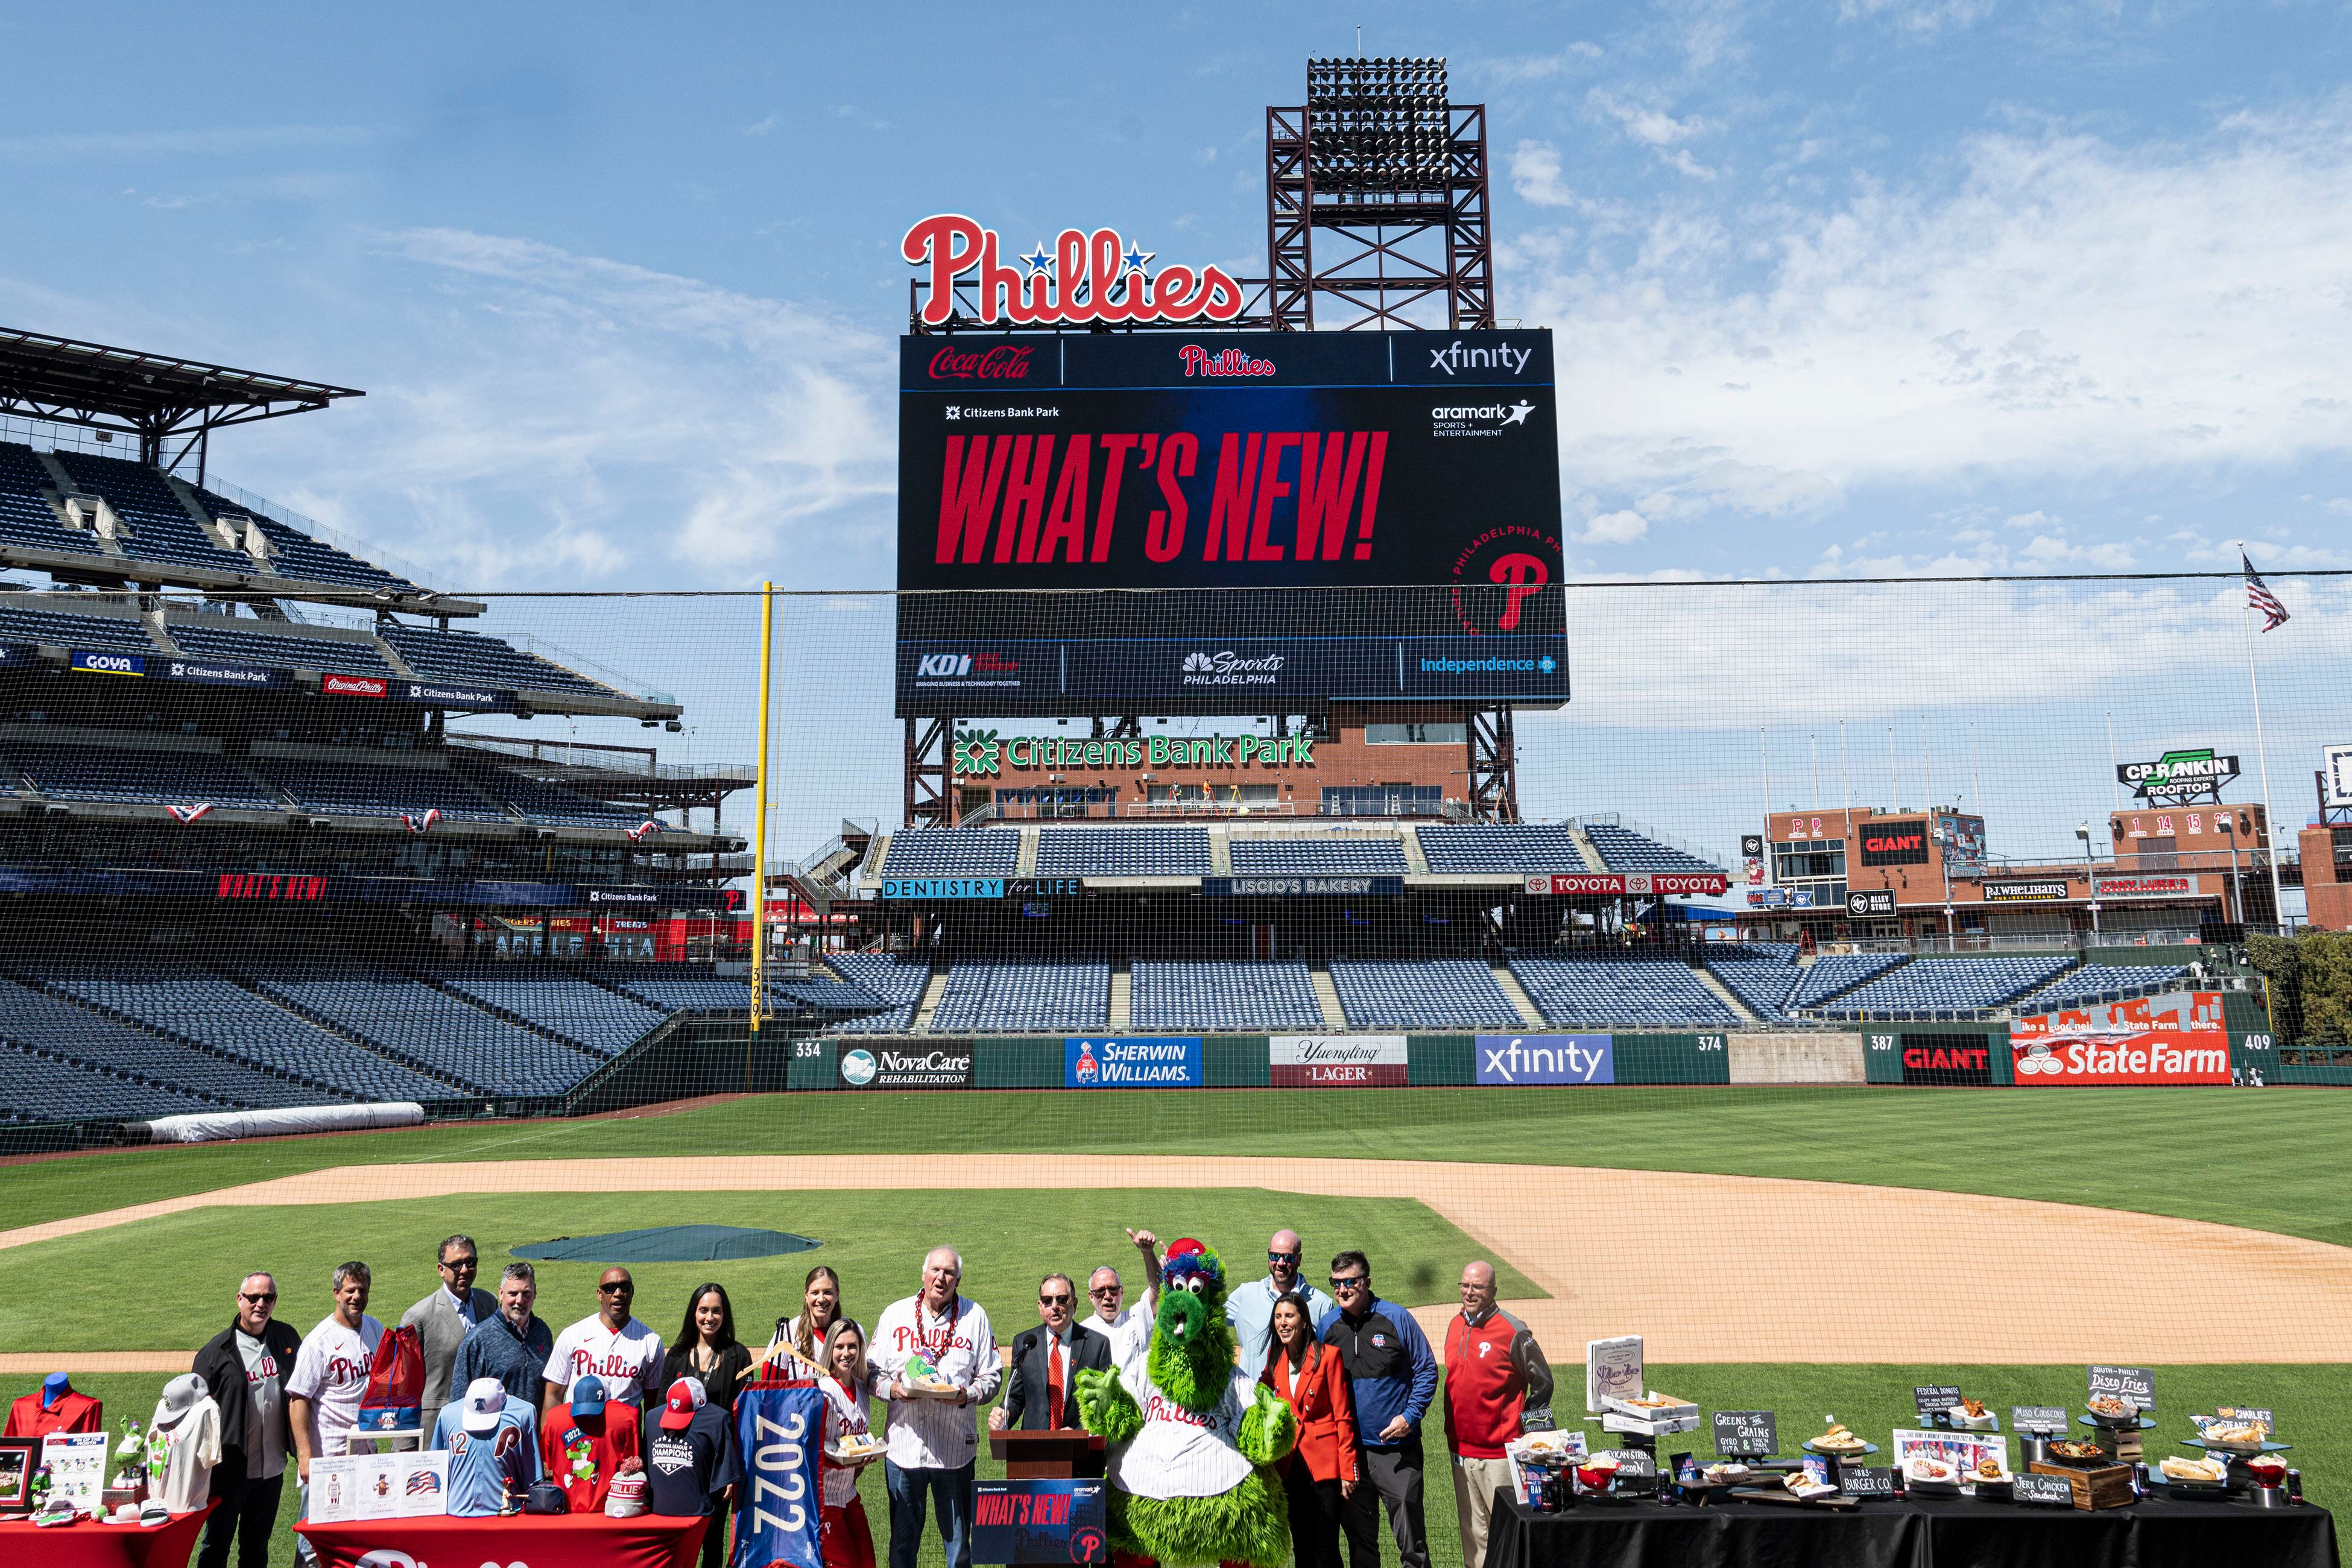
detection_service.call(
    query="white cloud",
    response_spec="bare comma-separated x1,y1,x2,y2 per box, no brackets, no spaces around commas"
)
1589,90,1714,148
1510,141,1581,208
1511,100,2352,522
743,114,780,137
1839,0,1999,38
1582,509,1651,544
220,229,895,590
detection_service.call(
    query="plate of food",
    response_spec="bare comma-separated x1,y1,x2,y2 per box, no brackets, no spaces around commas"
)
1904,1456,1962,1497
1700,1462,1758,1485
1964,1454,2011,1496
1804,1423,1873,1456
2194,1419,2272,1455
2085,1394,2140,1426
1949,1398,1998,1432
832,1435,888,1464
2156,1455,2229,1493
2045,1440,2110,1468
905,1377,965,1401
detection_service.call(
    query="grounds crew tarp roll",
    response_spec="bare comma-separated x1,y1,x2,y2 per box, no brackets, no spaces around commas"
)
142,1102,425,1144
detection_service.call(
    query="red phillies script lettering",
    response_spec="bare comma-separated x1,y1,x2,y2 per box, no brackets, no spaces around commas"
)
1180,344,1276,378
928,344,1033,382
218,873,328,901
936,431,1386,567
1142,1392,1213,1429
904,215,1245,327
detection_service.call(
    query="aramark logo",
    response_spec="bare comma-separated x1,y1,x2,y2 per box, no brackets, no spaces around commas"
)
1429,340,1534,376
1180,650,1285,687
1431,402,1535,424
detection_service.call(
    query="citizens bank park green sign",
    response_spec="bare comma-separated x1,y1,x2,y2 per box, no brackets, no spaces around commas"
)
952,729,1315,776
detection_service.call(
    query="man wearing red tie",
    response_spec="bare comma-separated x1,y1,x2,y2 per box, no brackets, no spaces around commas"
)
990,1274,1111,1433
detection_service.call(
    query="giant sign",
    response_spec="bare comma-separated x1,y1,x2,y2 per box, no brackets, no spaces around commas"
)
2009,991,2230,1086
1857,820,1929,867
897,329,1565,715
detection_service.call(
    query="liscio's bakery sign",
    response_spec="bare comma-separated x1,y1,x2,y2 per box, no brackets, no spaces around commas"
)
2117,748,2239,803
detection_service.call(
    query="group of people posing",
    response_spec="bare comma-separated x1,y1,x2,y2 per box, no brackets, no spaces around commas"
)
189,1227,1553,1568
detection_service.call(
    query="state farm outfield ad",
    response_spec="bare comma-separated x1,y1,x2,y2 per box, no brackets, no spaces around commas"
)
2008,991,2230,1086
1271,1035,1408,1087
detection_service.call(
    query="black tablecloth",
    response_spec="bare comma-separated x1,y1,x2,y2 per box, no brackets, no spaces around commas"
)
1484,1489,2339,1568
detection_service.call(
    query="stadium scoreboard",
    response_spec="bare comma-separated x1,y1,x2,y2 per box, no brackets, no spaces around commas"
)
896,328,1567,716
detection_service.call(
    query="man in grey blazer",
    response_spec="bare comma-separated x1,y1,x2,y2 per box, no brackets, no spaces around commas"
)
398,1234,496,1444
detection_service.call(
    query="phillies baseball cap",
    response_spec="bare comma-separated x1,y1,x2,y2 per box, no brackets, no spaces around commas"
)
569,1375,609,1418
463,1377,508,1435
660,1376,707,1431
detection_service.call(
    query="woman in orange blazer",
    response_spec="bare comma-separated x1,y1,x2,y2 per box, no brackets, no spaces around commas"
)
1260,1291,1357,1568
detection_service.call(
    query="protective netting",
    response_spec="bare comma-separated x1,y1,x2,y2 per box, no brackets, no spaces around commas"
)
1,572,2348,1567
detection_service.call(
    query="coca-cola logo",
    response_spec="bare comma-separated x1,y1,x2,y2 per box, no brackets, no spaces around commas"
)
928,344,1034,382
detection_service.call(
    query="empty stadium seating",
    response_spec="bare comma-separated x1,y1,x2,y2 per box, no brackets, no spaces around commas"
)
6,745,281,809
0,1042,217,1124
879,829,1020,878
460,767,645,829
1702,945,1801,1019
431,970,669,1055
1331,959,1523,1029
594,967,774,1014
258,760,510,821
0,602,157,653
379,625,617,697
38,967,455,1104
168,620,392,675
821,954,932,1034
1582,822,1722,874
1035,829,1213,877
240,962,599,1098
1509,955,1740,1027
1415,825,1589,873
0,978,329,1108
1786,952,1909,1010
52,451,239,571
1129,961,1326,1031
1812,956,2078,1019
1228,836,1408,875
191,484,422,594
2022,964,2192,1010
929,961,1109,1032
0,444,109,560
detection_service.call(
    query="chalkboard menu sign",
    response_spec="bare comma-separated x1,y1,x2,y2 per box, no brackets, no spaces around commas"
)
1840,1466,1895,1499
1593,1449,1657,1478
2087,1366,2155,1409
2011,1406,2070,1436
2012,1473,2076,1507
1713,1411,1777,1458
1914,1386,1964,1423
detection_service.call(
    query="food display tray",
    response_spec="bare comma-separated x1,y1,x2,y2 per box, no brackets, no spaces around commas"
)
1803,1441,1878,1457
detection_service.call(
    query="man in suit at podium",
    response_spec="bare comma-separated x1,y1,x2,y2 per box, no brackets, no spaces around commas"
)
990,1274,1110,1432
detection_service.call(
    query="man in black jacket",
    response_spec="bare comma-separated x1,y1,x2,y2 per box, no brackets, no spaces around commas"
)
194,1272,303,1568
988,1274,1111,1432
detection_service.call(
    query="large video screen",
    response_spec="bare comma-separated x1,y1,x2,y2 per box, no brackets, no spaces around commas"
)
897,329,1566,716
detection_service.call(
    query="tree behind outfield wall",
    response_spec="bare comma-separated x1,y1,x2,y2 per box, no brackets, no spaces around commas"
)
2249,930,2352,1046
2245,934,2305,1043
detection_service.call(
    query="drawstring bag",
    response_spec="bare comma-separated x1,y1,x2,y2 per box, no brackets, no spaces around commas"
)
357,1324,425,1435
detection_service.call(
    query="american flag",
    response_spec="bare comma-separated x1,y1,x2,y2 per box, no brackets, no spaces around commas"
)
2243,552,2290,631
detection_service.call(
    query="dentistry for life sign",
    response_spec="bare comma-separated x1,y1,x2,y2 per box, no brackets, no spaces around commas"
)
2009,991,2230,1086
1475,1034,1615,1086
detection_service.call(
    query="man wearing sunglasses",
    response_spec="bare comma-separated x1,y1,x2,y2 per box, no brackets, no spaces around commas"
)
991,1274,1112,1433
546,1268,665,1414
1320,1253,1435,1568
399,1234,496,1449
1225,1229,1334,1373
1080,1227,1167,1372
193,1272,302,1568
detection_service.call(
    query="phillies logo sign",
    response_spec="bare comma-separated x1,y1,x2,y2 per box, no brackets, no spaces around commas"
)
904,214,1245,327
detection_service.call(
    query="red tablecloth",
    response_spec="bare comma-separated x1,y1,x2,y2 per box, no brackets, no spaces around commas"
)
299,1511,707,1568
0,1501,214,1568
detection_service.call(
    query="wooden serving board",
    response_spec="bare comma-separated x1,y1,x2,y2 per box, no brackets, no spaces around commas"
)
2028,1460,2136,1511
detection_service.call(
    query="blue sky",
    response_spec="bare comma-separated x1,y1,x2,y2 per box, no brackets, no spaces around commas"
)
5,1,2350,592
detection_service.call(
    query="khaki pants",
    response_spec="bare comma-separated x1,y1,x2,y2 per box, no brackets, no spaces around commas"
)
1451,1455,1516,1568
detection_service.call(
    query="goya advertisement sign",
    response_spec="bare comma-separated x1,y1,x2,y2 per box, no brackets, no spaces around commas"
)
2009,991,2230,1086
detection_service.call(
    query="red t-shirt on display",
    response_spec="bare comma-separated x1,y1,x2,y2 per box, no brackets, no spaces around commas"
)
5,1390,102,1438
540,1402,643,1513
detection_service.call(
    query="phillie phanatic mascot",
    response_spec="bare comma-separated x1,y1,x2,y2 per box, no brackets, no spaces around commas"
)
1073,1239,1297,1568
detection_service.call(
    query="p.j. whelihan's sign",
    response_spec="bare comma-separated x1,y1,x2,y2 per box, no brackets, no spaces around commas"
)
2117,748,2239,803
951,729,1314,777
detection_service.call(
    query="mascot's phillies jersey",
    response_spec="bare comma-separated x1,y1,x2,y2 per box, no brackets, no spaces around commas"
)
1108,1358,1256,1500
431,1396,540,1517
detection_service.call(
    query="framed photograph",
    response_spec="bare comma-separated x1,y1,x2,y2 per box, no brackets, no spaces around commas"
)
0,1437,37,1513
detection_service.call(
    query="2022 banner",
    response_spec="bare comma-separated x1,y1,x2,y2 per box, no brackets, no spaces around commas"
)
733,1384,824,1568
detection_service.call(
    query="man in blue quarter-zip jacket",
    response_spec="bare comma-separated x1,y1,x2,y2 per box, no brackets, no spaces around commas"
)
1319,1251,1437,1568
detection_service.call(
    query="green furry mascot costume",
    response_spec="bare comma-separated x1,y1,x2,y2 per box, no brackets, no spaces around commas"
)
1072,1239,1296,1568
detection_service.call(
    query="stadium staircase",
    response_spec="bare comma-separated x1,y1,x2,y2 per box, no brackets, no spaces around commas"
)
1397,829,1432,875
1308,966,1348,1029
1692,963,1760,1024
1490,964,1550,1029
1109,963,1133,1030
1014,829,1041,878
912,969,951,1031
1564,823,1610,873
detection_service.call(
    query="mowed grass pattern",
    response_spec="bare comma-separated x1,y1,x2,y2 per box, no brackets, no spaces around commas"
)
56,1362,2352,1568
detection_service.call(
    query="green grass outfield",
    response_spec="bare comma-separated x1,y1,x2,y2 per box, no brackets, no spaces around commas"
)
0,1189,1538,1354
10,1086,2352,1244
58,1362,2350,1568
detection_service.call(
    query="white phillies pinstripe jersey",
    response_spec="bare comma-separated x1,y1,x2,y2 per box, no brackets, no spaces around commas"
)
1107,1358,1256,1500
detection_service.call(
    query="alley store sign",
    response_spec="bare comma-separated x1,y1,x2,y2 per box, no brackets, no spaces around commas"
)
953,730,1314,776
2117,748,2239,803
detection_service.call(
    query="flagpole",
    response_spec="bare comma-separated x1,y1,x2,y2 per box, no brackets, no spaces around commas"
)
2239,561,2288,932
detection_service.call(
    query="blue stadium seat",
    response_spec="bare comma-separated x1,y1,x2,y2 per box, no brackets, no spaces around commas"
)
379,625,618,698
0,1041,219,1125
167,620,392,675
1701,944,1801,1019
427,969,671,1056
1508,955,1740,1027
1581,823,1724,874
6,745,280,809
1415,826,1589,873
0,602,157,653
258,760,510,821
191,485,423,593
1129,961,1325,1031
455,764,646,830
1330,960,1522,1029
1811,956,2080,1019
0,978,335,1108
1035,829,1211,877
821,954,931,1034
52,451,244,571
1786,953,1909,1010
879,830,1020,879
2021,964,2192,1010
238,961,600,1098
929,962,1108,1033
1228,837,1408,875
0,443,111,560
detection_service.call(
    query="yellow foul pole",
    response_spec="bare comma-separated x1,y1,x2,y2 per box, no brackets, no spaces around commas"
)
749,581,774,1035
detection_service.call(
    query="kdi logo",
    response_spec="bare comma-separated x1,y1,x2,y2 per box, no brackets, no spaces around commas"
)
916,654,972,678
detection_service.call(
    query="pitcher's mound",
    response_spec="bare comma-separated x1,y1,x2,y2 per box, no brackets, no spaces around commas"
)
513,1225,819,1263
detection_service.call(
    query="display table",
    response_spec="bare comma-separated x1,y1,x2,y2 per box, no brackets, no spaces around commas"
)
0,1502,213,1568
299,1511,707,1568
1485,1488,2340,1568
